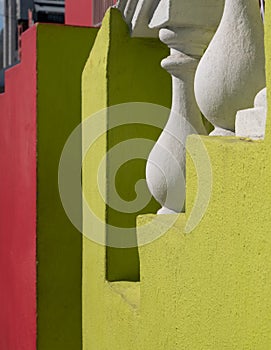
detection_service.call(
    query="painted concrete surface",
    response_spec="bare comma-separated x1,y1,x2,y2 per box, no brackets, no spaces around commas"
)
82,7,171,285
136,5,271,345
139,135,271,349
65,0,93,27
0,27,37,350
82,8,171,348
264,1,271,142
0,22,98,350
36,24,98,350
82,3,271,350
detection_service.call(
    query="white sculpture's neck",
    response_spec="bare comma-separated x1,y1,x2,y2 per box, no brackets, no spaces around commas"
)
166,54,206,134
146,25,214,214
159,26,217,134
117,0,225,214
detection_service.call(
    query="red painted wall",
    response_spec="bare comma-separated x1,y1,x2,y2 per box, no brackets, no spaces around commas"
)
65,0,93,27
65,0,117,27
0,27,37,350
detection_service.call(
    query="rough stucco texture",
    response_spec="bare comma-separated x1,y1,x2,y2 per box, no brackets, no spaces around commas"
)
82,8,171,349
138,135,271,349
82,3,271,350
36,24,98,350
0,27,37,350
0,23,98,350
82,7,171,284
105,10,172,282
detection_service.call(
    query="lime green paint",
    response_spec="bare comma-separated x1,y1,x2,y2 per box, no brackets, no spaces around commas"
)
82,4,271,350
264,1,271,142
106,11,171,281
36,24,98,350
82,7,171,284
138,135,271,349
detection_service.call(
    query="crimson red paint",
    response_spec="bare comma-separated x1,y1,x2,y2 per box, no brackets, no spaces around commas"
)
65,0,117,27
0,26,37,350
65,0,93,27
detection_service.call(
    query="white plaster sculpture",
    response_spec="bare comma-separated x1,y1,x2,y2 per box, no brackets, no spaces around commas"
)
236,88,267,140
116,0,160,37
194,0,266,136
145,0,224,214
260,0,265,22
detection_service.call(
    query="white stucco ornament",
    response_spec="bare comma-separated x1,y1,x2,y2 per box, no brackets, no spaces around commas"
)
145,0,224,214
236,88,267,140
194,0,266,135
116,0,160,37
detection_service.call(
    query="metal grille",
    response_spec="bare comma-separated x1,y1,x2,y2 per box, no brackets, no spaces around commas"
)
93,0,116,27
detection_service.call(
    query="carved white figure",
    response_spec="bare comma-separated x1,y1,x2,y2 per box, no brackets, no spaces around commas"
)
236,87,267,140
117,0,160,37
194,0,266,135
145,0,224,213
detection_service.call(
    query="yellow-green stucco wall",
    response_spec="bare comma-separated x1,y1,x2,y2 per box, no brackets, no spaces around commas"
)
82,4,271,349
82,9,171,283
36,24,98,350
